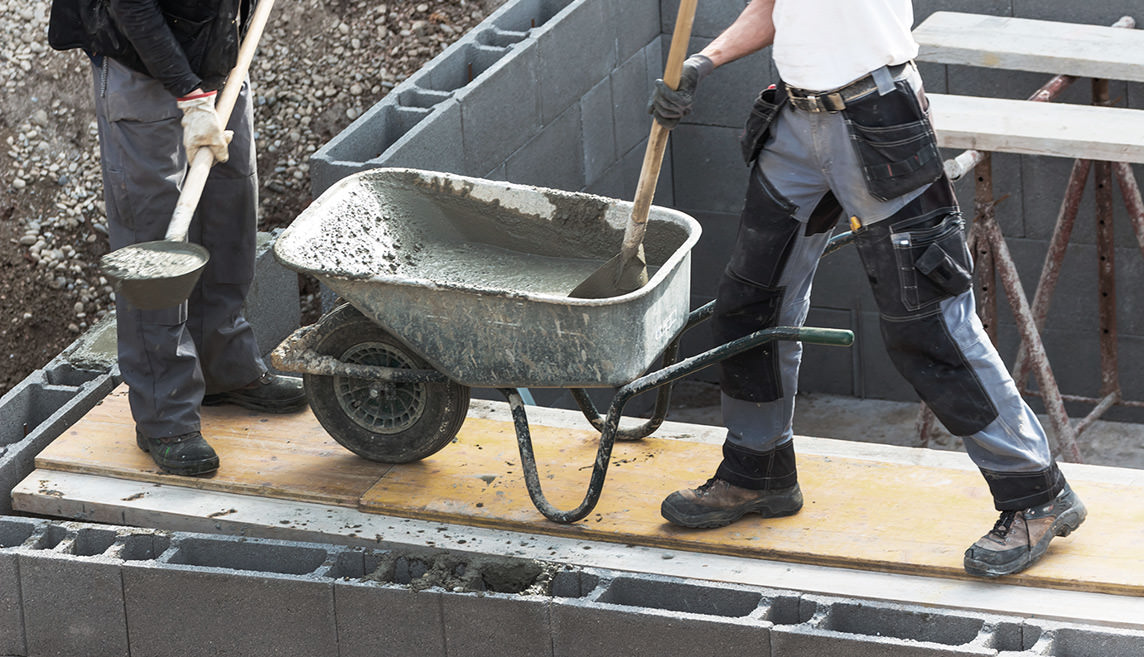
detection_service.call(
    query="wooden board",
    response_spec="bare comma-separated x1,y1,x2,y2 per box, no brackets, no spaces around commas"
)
914,11,1144,82
358,417,1144,596
30,384,1144,596
35,386,390,507
929,93,1144,163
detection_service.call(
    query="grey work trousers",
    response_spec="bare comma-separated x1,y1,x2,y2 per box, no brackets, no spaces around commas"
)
714,67,1062,510
93,57,265,438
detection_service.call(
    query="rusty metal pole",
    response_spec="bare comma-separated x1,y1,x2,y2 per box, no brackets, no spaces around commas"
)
1114,161,1144,260
973,154,998,344
1092,78,1121,402
1012,159,1092,390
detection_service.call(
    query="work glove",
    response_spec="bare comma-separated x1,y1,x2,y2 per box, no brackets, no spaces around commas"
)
177,90,232,164
647,54,715,129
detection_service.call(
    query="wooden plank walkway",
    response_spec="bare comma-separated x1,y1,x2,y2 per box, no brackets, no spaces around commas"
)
27,385,1144,596
914,11,1144,82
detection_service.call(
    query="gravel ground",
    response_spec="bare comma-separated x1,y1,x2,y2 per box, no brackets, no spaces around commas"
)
0,0,504,395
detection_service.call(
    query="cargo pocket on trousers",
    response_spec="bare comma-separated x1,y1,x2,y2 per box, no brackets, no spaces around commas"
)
740,86,785,166
891,212,972,311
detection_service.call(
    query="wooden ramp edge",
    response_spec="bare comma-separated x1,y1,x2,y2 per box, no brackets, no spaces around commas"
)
30,385,1144,596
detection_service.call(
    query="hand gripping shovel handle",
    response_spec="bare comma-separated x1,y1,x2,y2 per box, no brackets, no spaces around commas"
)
618,0,698,263
165,0,276,242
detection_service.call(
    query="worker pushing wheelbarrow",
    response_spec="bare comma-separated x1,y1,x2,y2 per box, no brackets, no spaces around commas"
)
270,167,854,524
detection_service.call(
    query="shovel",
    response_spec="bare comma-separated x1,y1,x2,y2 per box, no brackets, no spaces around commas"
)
100,0,276,310
570,0,698,299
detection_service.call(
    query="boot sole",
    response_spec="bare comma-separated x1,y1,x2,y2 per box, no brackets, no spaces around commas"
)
964,500,1088,578
136,434,220,477
202,393,308,414
661,494,803,529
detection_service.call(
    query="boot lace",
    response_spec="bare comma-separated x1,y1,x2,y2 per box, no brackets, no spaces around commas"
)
989,510,1018,539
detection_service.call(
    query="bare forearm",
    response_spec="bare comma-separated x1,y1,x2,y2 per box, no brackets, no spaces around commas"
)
697,0,776,68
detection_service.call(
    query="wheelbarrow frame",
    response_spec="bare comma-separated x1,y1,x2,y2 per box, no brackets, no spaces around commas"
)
272,231,857,524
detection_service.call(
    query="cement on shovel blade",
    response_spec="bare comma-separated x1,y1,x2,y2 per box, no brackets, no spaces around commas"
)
569,245,648,299
100,241,209,310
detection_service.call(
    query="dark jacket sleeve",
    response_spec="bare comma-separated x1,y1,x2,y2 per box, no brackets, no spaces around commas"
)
109,0,202,97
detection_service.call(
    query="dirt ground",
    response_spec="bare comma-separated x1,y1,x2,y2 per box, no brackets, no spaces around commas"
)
0,0,505,396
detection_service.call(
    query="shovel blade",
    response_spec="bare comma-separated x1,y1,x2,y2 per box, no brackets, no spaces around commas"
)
569,251,649,299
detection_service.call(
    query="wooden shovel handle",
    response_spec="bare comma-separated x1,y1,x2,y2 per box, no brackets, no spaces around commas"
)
620,0,699,262
166,0,276,241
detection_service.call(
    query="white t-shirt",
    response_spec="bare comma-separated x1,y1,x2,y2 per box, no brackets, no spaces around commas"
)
772,0,919,91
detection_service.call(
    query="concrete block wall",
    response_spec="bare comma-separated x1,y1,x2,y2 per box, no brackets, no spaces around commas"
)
3,515,1142,657
312,0,1144,422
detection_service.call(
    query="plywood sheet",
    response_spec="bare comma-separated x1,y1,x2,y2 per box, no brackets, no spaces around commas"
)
915,11,1144,82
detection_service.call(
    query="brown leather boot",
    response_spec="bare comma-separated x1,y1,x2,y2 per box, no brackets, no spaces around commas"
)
661,477,803,529
964,484,1086,577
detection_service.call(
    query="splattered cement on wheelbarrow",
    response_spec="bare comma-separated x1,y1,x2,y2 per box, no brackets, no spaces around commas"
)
273,168,702,388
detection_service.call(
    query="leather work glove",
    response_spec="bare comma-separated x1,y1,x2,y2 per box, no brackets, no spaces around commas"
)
177,90,233,163
647,54,715,129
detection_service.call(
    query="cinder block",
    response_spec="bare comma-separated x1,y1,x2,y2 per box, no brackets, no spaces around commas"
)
505,104,585,191
536,0,617,124
811,242,877,311
916,61,948,94
1041,622,1144,657
383,101,467,175
610,45,656,158
607,0,660,64
661,0,750,40
123,551,337,657
686,39,771,129
581,77,617,187
458,43,543,175
801,307,858,397
247,230,301,361
1011,0,1144,25
686,209,738,299
0,519,37,656
551,600,769,657
670,124,749,214
617,137,675,208
858,311,918,402
19,530,129,657
441,593,553,657
595,576,764,618
913,0,1012,26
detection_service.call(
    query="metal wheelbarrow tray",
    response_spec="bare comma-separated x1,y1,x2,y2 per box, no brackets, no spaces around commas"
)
272,168,853,523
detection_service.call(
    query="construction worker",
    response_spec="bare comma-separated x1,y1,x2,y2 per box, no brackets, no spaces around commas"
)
47,0,305,476
649,0,1085,577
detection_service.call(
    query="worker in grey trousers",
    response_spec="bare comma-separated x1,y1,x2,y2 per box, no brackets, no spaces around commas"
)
650,0,1086,578
50,0,305,476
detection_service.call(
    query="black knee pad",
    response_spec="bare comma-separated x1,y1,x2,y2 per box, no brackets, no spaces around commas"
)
713,271,784,402
880,310,998,436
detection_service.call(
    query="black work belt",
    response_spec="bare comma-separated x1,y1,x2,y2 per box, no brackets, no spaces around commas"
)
785,61,913,113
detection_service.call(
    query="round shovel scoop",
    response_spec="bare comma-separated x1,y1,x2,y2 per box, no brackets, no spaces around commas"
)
101,241,210,311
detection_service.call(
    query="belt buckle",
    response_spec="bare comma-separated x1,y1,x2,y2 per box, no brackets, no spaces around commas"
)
804,94,825,113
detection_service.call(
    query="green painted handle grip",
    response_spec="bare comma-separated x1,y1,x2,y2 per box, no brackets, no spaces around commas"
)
794,327,855,347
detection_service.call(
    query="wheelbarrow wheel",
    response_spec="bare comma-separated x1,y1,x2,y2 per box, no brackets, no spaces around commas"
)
304,303,470,463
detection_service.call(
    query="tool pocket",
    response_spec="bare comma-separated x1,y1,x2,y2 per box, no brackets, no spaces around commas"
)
843,82,943,201
891,211,973,311
740,85,785,166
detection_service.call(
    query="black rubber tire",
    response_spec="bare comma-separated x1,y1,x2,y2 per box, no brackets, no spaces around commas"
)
304,303,469,463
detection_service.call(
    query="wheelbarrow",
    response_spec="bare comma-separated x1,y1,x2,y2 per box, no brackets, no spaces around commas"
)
271,168,855,523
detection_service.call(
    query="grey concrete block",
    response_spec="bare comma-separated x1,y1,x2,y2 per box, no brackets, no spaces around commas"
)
551,599,769,657
1042,622,1144,657
441,593,553,657
457,42,542,175
661,0,750,40
596,575,763,617
248,230,301,361
608,0,660,64
811,244,877,312
610,45,656,159
123,560,337,657
536,0,617,125
680,36,770,130
802,308,858,397
19,531,128,657
858,311,918,402
505,104,584,191
617,137,675,208
913,0,1012,25
686,210,738,299
581,77,617,187
384,101,467,175
1011,0,1143,25
670,124,748,214
0,519,35,656
917,62,948,94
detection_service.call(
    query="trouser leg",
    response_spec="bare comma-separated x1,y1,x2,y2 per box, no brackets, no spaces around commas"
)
186,79,266,394
712,164,836,489
853,178,1063,510
94,58,203,437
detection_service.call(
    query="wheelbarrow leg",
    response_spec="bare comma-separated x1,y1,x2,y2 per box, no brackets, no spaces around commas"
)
501,387,635,523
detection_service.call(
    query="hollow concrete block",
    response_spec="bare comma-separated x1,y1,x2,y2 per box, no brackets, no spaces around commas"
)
535,0,618,125
670,124,747,214
333,580,446,657
506,104,585,191
19,549,128,657
581,77,617,188
0,519,34,656
441,592,554,657
458,45,543,176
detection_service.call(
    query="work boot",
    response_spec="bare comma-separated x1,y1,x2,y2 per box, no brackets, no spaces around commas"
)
964,484,1086,577
136,430,219,476
661,478,803,528
202,372,306,413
